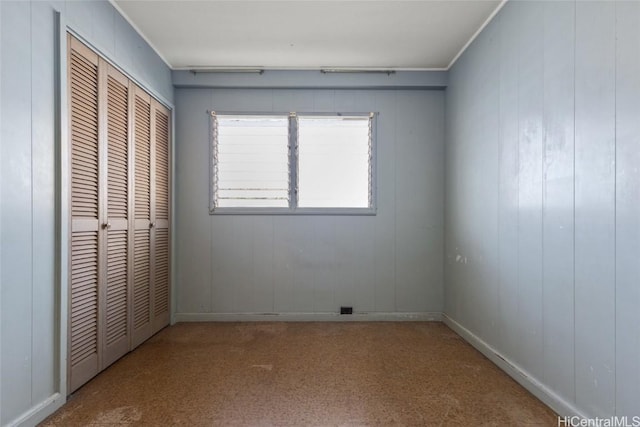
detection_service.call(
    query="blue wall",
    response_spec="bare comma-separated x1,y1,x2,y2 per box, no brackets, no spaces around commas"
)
0,1,172,425
445,0,640,418
174,87,445,320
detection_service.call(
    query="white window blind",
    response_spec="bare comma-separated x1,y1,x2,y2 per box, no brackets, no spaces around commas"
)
213,115,290,208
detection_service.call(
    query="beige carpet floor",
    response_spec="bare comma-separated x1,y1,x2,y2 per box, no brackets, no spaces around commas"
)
42,322,557,426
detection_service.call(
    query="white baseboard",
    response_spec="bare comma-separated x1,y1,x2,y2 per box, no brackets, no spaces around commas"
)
7,392,65,427
175,311,443,322
443,314,586,419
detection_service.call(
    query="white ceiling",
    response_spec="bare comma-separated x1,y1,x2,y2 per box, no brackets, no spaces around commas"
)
113,0,504,70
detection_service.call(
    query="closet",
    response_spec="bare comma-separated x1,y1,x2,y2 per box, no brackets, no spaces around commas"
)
68,35,171,393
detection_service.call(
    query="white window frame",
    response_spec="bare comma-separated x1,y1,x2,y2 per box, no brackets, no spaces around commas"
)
209,111,377,215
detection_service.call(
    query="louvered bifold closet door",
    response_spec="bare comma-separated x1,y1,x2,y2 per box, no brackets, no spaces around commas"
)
68,36,102,392
131,87,153,348
68,35,172,393
102,64,132,368
152,100,171,333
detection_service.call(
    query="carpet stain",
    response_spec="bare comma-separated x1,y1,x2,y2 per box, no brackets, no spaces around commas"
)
250,364,274,371
91,406,142,424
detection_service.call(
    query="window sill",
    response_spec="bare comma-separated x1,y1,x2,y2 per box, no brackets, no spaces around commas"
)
209,207,377,216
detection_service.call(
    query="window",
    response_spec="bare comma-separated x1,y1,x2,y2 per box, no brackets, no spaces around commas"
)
210,112,375,214
297,116,371,208
213,115,290,208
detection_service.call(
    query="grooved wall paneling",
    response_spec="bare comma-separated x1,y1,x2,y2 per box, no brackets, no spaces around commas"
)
445,0,640,418
174,88,444,317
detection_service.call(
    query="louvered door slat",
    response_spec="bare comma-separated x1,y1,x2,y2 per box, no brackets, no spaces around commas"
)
70,277,98,290
155,110,169,220
71,160,99,173
69,230,99,388
70,91,98,111
70,124,99,142
154,228,169,315
107,295,127,311
106,230,128,347
72,162,99,176
71,285,98,297
134,96,151,220
71,302,98,324
107,75,129,219
133,229,150,330
70,48,99,220
109,152,128,164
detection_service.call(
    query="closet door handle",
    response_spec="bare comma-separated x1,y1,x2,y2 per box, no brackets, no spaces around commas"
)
150,222,156,228
102,222,111,229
